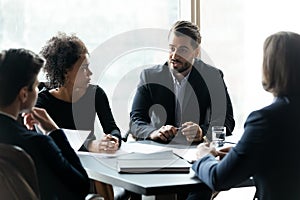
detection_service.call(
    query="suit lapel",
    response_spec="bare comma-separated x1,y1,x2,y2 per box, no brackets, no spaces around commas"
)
182,67,196,111
155,64,176,126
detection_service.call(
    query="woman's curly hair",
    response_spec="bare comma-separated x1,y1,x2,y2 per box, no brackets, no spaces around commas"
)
40,32,88,88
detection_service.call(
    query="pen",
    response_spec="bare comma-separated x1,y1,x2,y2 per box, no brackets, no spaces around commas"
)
175,125,187,132
223,141,236,145
203,136,210,143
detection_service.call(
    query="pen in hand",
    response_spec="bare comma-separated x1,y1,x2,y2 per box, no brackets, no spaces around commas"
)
203,136,210,143
175,125,187,132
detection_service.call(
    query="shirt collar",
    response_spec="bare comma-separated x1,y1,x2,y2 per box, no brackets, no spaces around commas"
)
0,110,18,120
170,70,191,86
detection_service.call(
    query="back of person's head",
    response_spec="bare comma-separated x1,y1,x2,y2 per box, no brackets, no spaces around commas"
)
169,20,202,49
40,32,89,88
0,48,44,107
262,31,300,97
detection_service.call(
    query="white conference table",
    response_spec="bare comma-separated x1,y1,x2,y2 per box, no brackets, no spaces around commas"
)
78,141,203,200
78,138,253,200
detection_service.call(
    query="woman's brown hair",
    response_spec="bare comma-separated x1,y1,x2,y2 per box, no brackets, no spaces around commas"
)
262,31,300,96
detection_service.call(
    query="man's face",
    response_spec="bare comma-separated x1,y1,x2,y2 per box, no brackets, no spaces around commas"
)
168,32,199,76
21,77,39,112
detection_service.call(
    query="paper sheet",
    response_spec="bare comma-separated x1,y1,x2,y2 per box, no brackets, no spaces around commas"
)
172,148,198,163
120,142,172,154
62,129,90,151
77,149,129,158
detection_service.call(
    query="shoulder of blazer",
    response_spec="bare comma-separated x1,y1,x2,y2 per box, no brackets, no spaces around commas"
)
142,62,169,76
259,96,291,114
193,59,222,76
141,62,172,84
247,97,292,125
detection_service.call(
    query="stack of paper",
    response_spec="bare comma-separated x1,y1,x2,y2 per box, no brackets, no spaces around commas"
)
117,151,190,173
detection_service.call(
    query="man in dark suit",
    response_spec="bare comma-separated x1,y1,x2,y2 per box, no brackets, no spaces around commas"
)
129,21,235,144
0,48,90,200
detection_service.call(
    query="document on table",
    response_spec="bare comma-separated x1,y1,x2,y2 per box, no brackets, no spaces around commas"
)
173,135,239,163
116,150,190,173
172,148,198,163
120,142,172,154
62,129,90,151
77,150,129,158
121,142,198,163
77,142,174,164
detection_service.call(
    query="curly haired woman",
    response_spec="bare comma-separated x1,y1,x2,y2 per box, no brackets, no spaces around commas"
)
36,32,127,199
37,32,121,153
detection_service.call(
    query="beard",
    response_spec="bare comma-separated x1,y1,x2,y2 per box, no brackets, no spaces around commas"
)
170,58,193,74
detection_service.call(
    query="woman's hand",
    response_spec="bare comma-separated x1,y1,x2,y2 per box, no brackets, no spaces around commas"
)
89,134,119,153
216,146,232,160
195,142,218,160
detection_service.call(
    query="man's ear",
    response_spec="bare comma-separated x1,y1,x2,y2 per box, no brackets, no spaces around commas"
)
18,87,29,103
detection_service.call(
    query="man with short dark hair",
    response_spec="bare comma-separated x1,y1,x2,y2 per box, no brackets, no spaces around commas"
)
0,48,89,200
130,20,235,144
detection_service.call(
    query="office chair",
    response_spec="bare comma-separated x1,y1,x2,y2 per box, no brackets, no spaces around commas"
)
0,143,40,200
0,143,104,200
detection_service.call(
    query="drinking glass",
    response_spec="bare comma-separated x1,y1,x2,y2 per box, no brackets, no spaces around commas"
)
212,126,226,147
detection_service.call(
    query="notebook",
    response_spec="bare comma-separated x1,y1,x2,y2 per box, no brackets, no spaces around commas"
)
116,151,190,173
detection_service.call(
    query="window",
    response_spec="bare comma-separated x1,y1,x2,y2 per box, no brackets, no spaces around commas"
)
200,0,300,130
0,0,189,135
0,0,187,51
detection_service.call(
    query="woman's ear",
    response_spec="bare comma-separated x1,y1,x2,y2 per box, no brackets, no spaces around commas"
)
64,72,71,85
18,87,29,103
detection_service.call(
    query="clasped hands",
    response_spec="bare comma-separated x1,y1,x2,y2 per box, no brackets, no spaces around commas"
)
150,121,203,142
88,134,119,154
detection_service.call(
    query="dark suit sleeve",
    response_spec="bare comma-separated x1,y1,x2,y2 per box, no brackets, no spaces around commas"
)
129,70,157,139
220,70,235,135
192,110,265,191
43,129,90,196
206,69,235,135
194,62,235,137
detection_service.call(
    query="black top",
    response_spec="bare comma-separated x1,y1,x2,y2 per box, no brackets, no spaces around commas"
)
0,114,89,200
36,84,121,150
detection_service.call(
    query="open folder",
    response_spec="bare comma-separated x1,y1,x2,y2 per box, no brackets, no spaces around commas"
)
117,151,190,174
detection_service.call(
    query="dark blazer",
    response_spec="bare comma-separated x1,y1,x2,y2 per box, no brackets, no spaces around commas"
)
129,59,235,141
0,114,90,200
192,96,300,200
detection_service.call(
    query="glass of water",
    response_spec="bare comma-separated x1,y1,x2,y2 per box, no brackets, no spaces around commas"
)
212,126,226,147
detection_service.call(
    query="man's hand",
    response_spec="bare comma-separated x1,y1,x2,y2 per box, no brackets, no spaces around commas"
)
23,107,58,135
149,125,177,142
181,121,203,142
